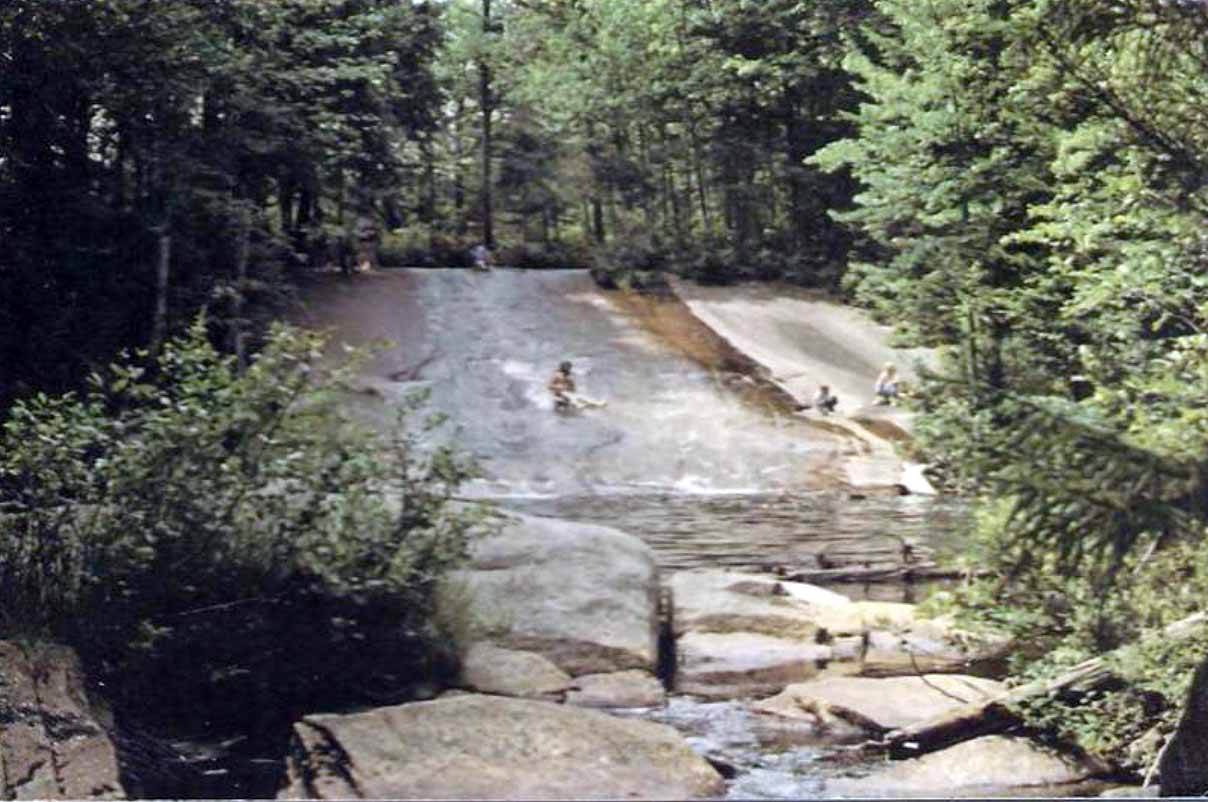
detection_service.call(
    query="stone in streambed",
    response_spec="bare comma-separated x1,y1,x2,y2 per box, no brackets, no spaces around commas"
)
278,694,724,800
670,570,847,641
676,631,832,700
456,642,572,699
565,670,666,709
824,735,1104,796
753,674,1005,734
858,623,1010,677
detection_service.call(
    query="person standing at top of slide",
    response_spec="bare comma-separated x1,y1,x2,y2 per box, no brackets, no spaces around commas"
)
874,363,899,406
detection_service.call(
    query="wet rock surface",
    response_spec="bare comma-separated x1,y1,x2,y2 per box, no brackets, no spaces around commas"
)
0,641,124,800
279,694,724,800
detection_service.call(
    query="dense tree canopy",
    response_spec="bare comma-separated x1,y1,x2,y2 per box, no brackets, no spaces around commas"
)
0,0,444,408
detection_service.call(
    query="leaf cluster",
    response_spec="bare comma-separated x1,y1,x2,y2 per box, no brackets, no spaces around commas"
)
0,317,487,730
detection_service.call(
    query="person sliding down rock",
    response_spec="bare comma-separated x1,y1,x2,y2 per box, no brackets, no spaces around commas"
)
548,361,606,412
813,385,838,415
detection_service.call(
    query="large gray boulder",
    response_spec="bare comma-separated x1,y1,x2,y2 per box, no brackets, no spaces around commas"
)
0,641,124,799
753,675,1005,733
279,694,724,799
440,514,660,676
1160,654,1208,796
825,735,1102,796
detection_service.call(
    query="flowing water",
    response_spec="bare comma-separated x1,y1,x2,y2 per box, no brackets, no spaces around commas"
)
300,268,980,797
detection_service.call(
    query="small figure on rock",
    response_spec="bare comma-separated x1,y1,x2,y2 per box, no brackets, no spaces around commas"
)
813,384,838,415
874,362,900,406
548,361,607,412
470,243,494,271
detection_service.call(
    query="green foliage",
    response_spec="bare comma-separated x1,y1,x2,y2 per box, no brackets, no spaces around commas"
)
821,0,1208,769
935,503,1208,770
0,318,486,727
0,0,445,408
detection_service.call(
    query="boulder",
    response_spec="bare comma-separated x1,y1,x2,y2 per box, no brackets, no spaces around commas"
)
825,735,1101,796
676,631,832,700
279,694,724,800
457,643,573,699
670,571,847,641
859,622,1009,677
440,514,660,675
813,600,916,636
565,670,666,709
0,641,124,799
753,675,1005,734
1160,654,1208,796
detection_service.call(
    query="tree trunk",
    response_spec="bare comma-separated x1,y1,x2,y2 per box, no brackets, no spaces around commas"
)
690,126,711,232
479,0,495,249
452,98,466,228
231,205,251,368
150,224,172,355
592,196,605,244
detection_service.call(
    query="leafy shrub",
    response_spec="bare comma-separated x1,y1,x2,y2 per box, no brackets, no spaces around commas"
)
0,318,487,732
928,497,1208,773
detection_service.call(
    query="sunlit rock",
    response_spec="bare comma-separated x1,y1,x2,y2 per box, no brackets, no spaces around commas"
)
753,675,1005,734
279,694,724,799
670,570,846,641
813,600,917,636
824,735,1104,796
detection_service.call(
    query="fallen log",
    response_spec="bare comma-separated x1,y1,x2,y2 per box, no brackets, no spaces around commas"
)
785,562,986,584
879,611,1208,759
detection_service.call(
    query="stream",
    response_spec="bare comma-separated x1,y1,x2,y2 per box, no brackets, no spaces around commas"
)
297,269,1003,797
499,490,970,798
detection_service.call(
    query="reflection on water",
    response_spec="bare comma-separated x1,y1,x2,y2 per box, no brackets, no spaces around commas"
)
498,491,972,602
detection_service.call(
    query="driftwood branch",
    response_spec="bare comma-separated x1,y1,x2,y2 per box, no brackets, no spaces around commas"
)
880,611,1208,759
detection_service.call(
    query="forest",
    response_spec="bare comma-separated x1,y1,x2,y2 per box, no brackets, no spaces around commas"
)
5,0,1208,786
